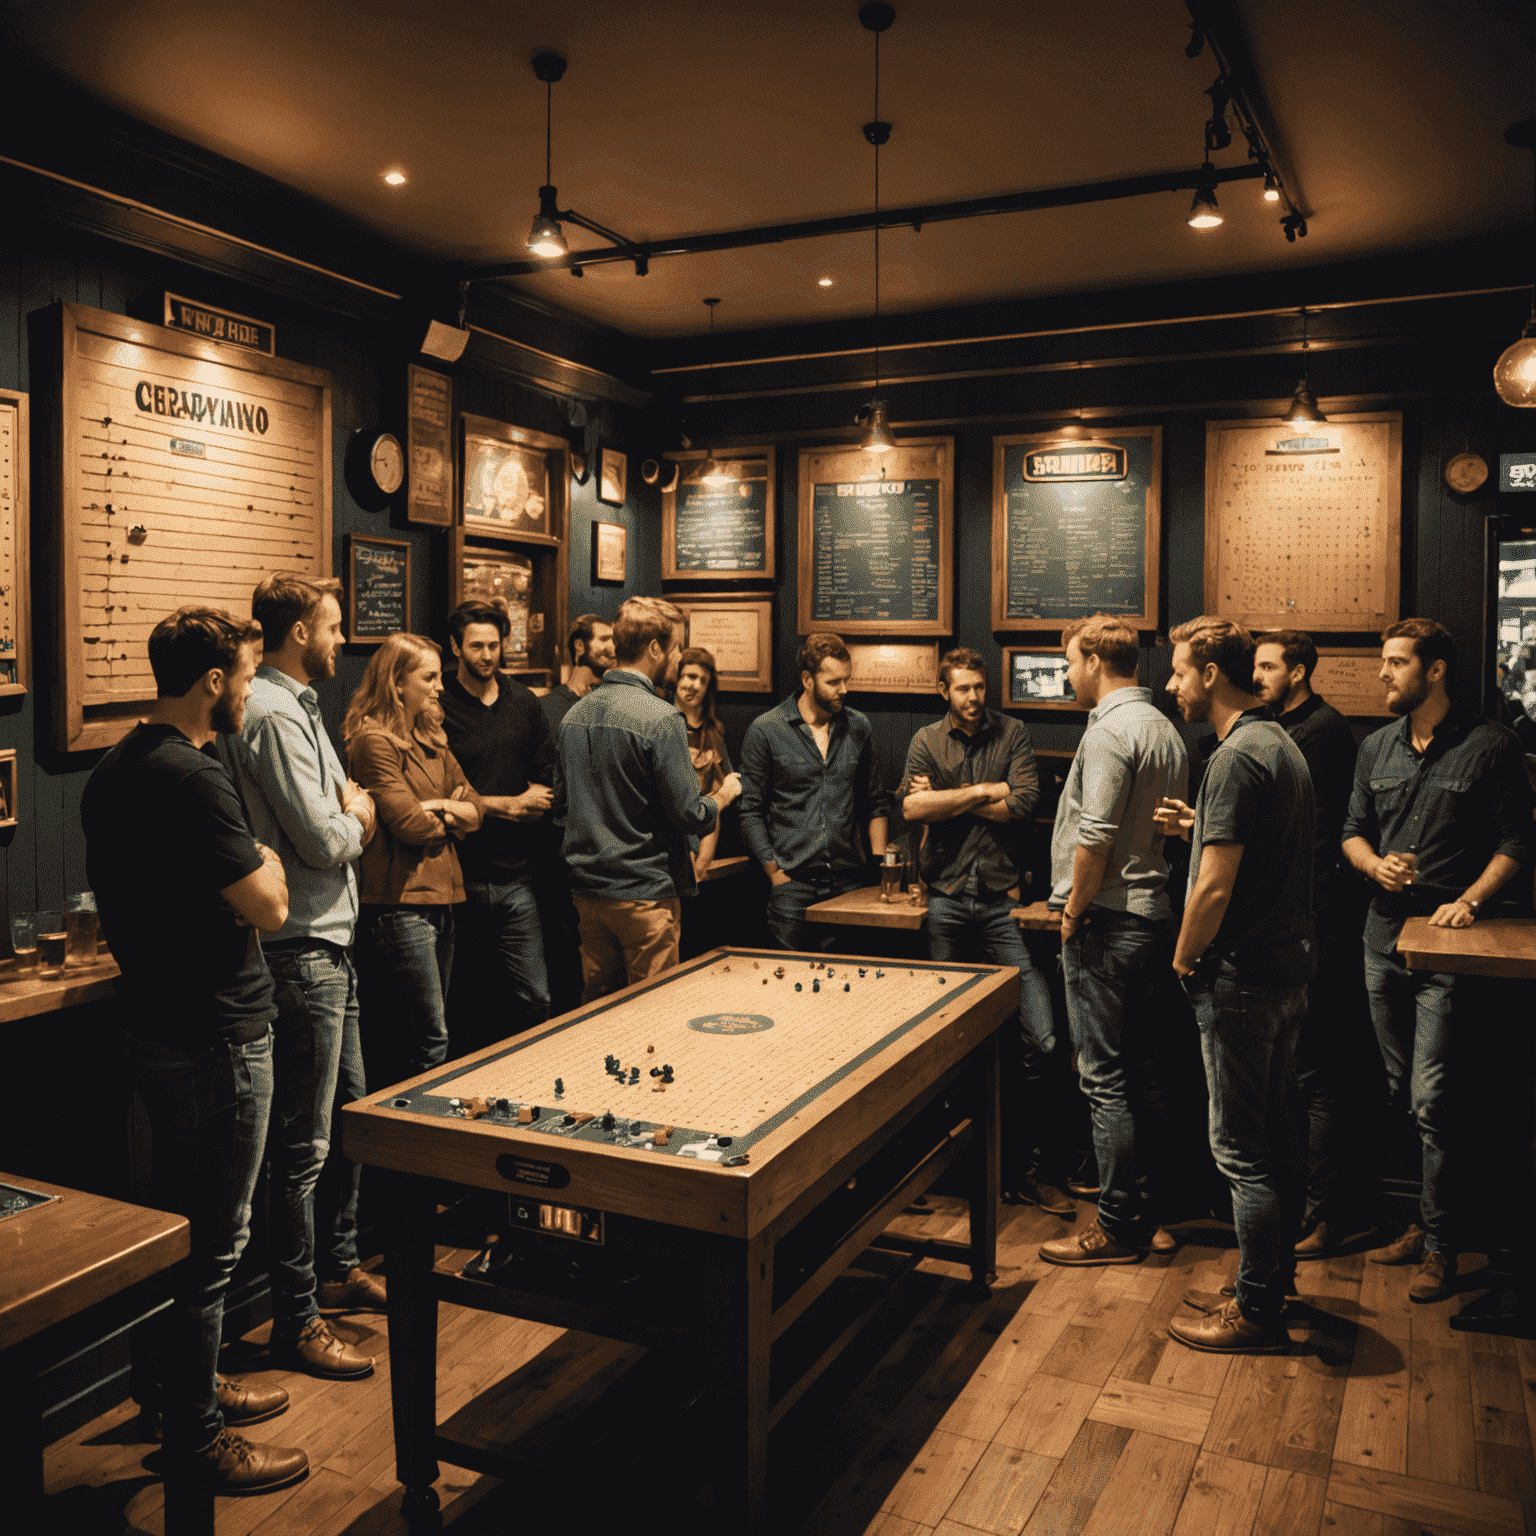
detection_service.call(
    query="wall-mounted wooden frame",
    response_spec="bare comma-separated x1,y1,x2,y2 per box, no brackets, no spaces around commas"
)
461,413,558,544
797,438,954,636
0,388,31,697
1305,646,1393,717
47,301,333,751
593,520,627,583
992,425,1161,633
1001,646,1086,711
673,594,774,694
0,748,17,828
347,534,411,644
662,446,777,581
461,544,538,669
1204,412,1403,633
406,364,453,527
599,446,628,508
846,642,941,695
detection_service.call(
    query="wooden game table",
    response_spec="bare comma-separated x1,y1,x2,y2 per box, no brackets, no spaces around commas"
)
1396,915,1536,980
342,946,1018,1533
804,886,1064,933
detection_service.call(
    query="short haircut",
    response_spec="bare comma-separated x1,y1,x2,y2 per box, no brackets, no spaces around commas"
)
251,573,342,652
613,596,684,663
1257,627,1318,683
1168,615,1256,688
798,632,851,680
148,606,263,697
1061,614,1139,676
938,647,988,687
1383,617,1456,682
567,612,608,664
447,601,510,646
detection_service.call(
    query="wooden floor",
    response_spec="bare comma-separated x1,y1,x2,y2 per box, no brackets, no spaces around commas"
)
42,1199,1536,1535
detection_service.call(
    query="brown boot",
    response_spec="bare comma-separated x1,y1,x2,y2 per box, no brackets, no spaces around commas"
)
317,1267,388,1313
1149,1226,1178,1254
216,1375,289,1426
1368,1224,1425,1265
174,1429,308,1494
271,1317,374,1380
1294,1218,1331,1259
1039,1220,1142,1266
1168,1299,1290,1354
1182,1284,1236,1313
1408,1250,1457,1303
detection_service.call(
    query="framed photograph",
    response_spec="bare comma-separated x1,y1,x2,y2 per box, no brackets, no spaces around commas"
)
599,447,628,508
662,446,777,580
1002,646,1086,711
593,520,627,583
346,534,411,645
406,365,453,527
0,747,16,827
462,545,537,669
672,594,774,694
845,642,941,695
462,413,557,543
0,388,31,698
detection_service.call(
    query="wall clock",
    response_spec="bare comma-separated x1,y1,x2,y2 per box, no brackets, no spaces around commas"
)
345,427,405,512
1444,452,1488,495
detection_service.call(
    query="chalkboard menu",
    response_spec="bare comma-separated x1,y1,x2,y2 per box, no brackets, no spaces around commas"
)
347,534,411,643
663,448,776,580
796,439,954,636
991,426,1161,633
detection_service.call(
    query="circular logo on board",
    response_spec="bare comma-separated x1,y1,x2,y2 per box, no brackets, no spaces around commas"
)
687,1012,775,1035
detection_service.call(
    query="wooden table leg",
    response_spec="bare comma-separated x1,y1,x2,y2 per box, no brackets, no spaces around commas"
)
387,1173,442,1532
968,1037,1000,1293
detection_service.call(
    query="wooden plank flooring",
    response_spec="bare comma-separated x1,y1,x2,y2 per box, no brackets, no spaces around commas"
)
39,1204,1536,1534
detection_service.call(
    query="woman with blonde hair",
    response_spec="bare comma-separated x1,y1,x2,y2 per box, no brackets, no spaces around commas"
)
344,633,484,1082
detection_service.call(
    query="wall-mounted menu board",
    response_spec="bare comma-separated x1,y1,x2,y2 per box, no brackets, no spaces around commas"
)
1205,413,1402,632
406,365,453,527
662,447,776,580
347,535,411,643
50,302,332,751
797,438,953,636
992,426,1161,633
0,389,30,695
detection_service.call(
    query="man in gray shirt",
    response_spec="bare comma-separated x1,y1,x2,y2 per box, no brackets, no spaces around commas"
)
1039,616,1189,1266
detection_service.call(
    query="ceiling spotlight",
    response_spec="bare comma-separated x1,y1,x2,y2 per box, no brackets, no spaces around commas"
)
525,54,570,260
1281,305,1328,426
383,170,407,187
1495,119,1536,407
1187,166,1223,229
1262,170,1280,202
818,277,834,287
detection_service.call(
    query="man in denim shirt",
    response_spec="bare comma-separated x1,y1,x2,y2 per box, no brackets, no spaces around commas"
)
1341,618,1530,1301
1039,616,1188,1264
739,633,890,950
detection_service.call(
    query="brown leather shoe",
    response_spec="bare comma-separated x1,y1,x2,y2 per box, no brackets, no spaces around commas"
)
317,1267,388,1313
1005,1180,1075,1215
1294,1218,1332,1259
175,1429,308,1494
1408,1249,1457,1303
1369,1224,1425,1265
1182,1284,1236,1313
1149,1226,1177,1254
216,1375,289,1426
271,1317,374,1380
1168,1300,1290,1354
1040,1220,1141,1266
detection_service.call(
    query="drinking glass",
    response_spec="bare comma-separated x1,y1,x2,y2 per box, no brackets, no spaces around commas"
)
65,892,99,962
37,911,67,978
9,913,38,973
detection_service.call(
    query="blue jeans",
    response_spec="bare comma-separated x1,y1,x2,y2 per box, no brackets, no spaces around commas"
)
1062,911,1171,1244
458,879,550,1045
357,905,454,1084
265,941,364,1335
128,1029,273,1452
1185,966,1306,1325
1363,943,1458,1254
766,870,868,952
927,889,1058,1185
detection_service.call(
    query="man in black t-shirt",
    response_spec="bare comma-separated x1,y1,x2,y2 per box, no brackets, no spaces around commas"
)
83,607,303,1495
1156,616,1315,1355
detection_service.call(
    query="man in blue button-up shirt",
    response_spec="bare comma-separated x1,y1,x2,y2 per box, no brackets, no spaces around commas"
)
739,633,891,950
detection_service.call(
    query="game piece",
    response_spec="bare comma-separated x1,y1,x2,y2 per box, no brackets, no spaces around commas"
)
774,967,785,978
844,983,850,992
876,969,884,978
650,1067,661,1078
628,1067,640,1084
717,1136,733,1147
762,978,768,984
647,1044,655,1054
531,1107,542,1118
827,968,834,977
661,1067,674,1083
939,977,946,984
722,1153,749,1167
562,1114,576,1125
653,1127,672,1146
795,982,802,991
600,1111,615,1131
859,968,866,977
517,1106,533,1124
812,979,820,992
554,1079,564,1097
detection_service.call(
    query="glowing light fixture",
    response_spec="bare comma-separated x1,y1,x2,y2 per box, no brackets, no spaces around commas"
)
818,277,834,287
1187,165,1223,229
695,299,737,487
525,54,570,260
1494,119,1536,407
857,3,896,454
1281,306,1328,426
383,170,407,187
1262,170,1280,202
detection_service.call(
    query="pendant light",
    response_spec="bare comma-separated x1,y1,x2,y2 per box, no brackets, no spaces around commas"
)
525,54,569,259
1282,305,1327,427
857,4,897,454
1494,119,1536,407
697,299,735,487
1187,163,1223,229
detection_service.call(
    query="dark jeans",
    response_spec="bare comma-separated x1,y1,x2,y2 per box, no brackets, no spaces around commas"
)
927,888,1058,1186
1363,942,1458,1254
357,905,454,1085
265,941,364,1336
765,869,868,952
455,879,550,1052
128,1029,273,1452
1062,911,1171,1243
1184,966,1306,1325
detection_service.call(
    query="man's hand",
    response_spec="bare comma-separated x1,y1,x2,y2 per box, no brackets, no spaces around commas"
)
255,842,287,884
1172,957,1196,978
1059,909,1085,942
1427,900,1476,929
1371,853,1415,894
714,772,743,809
1153,797,1194,841
907,774,932,795
493,784,553,821
342,783,375,834
436,785,477,831
765,862,791,887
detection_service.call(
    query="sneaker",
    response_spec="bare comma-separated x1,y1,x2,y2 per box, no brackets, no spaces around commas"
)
1004,1180,1075,1215
1039,1220,1142,1266
270,1317,374,1381
1408,1250,1457,1303
1368,1224,1425,1265
171,1429,308,1494
1295,1218,1332,1259
1149,1226,1178,1254
1167,1300,1290,1354
317,1267,387,1313
216,1375,289,1427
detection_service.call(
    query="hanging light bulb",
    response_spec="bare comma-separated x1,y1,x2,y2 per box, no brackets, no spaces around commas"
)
1187,165,1223,229
1281,305,1328,426
524,55,569,259
1262,169,1281,203
857,401,897,453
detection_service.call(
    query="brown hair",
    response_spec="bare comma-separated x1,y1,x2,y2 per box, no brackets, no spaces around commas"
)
938,647,988,688
798,632,851,680
1168,615,1256,688
251,573,343,653
341,633,442,743
447,601,510,646
612,596,683,664
1257,627,1318,683
1061,614,1139,677
148,606,263,697
1382,617,1456,682
676,647,722,729
567,612,609,664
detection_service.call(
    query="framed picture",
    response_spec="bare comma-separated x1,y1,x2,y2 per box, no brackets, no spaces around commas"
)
0,388,31,698
662,446,777,580
406,365,453,527
1002,646,1085,711
593,520,627,583
599,447,628,508
462,413,557,543
845,642,941,695
1308,647,1393,717
672,594,774,694
0,748,16,828
462,545,538,669
346,534,411,644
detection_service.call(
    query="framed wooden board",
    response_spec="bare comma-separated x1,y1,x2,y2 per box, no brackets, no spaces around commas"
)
461,413,559,544
347,535,411,644
846,642,940,695
0,389,30,696
1001,646,1086,711
992,426,1161,632
1311,646,1392,717
672,594,773,693
797,438,953,636
662,447,776,580
0,748,16,827
598,446,627,508
1204,412,1402,632
593,520,627,583
48,302,332,752
406,364,453,527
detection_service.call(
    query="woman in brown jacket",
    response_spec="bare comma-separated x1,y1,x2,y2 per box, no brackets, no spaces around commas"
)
343,634,483,1082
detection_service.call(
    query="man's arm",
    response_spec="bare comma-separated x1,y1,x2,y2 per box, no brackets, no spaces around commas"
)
1060,846,1112,940
736,720,780,878
246,712,368,870
1428,852,1522,928
479,786,555,821
1173,841,1243,975
652,716,729,840
1426,735,1532,926
223,841,289,933
856,726,892,856
898,728,1004,823
973,723,1039,824
1060,728,1133,937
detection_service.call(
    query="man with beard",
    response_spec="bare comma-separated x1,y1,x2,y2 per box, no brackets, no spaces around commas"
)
1251,630,1363,1259
84,608,307,1492
1155,616,1315,1354
541,613,616,735
440,602,558,1044
554,596,741,999
739,633,891,951
218,574,381,1385
1342,618,1530,1301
